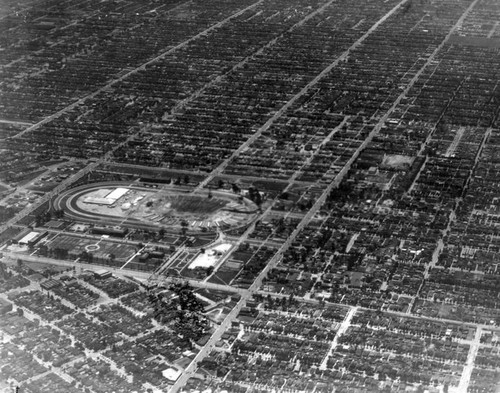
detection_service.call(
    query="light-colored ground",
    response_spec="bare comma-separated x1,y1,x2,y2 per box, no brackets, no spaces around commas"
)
76,188,155,217
189,243,233,269
381,154,415,169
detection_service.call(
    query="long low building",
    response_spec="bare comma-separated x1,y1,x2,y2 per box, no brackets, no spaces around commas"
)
90,226,128,237
14,230,48,246
83,187,130,205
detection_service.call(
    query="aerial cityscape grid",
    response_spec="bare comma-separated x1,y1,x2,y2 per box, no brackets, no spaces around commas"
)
0,0,500,391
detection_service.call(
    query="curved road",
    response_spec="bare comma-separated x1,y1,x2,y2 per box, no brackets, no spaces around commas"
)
53,181,256,234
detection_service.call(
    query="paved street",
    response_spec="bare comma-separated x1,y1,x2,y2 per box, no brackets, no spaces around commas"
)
1,0,498,391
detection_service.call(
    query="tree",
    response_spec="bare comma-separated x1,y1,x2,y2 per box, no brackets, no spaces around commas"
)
248,187,262,206
175,282,204,313
27,242,35,252
152,282,208,347
53,247,68,260
53,209,64,219
279,192,289,200
206,266,214,277
43,211,52,223
180,220,189,236
254,190,262,206
266,294,274,309
34,215,43,227
38,244,48,256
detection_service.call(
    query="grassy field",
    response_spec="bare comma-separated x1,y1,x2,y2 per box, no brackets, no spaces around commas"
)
164,194,227,214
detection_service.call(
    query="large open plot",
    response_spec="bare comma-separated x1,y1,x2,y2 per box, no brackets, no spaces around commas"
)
164,250,198,276
57,182,258,232
47,234,136,262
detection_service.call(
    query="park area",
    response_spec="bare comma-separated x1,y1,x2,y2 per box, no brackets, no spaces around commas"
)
46,234,136,265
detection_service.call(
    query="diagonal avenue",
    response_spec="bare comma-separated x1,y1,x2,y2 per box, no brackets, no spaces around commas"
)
194,0,415,192
1,0,355,234
1,0,482,390
172,0,481,390
11,0,265,141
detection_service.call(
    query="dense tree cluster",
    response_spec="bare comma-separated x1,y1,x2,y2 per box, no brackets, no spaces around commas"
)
149,282,209,347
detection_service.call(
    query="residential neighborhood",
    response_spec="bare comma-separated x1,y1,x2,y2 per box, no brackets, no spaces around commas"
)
1,0,500,391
